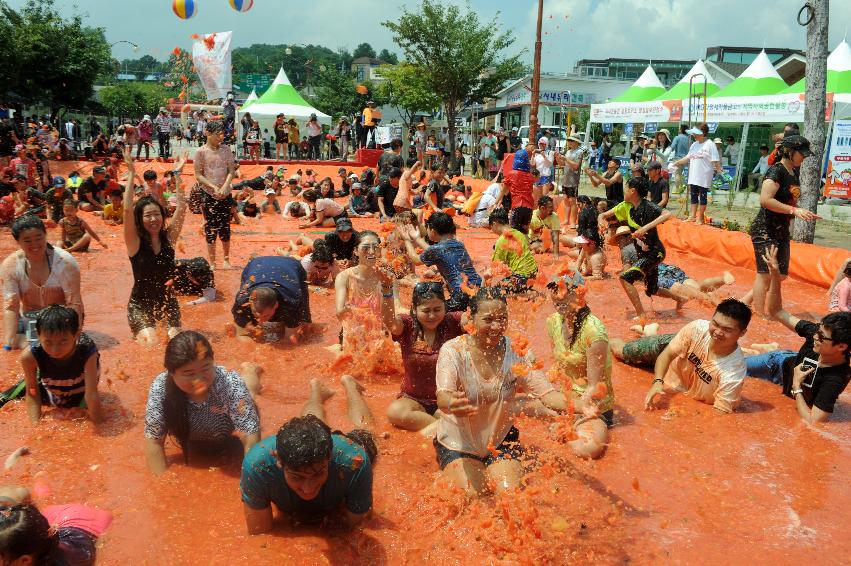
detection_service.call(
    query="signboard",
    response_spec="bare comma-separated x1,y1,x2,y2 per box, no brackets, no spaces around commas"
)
624,123,633,134
590,94,823,124
643,122,658,134
235,73,274,93
824,119,851,198
507,89,594,106
707,122,719,134
602,123,613,133
192,31,233,100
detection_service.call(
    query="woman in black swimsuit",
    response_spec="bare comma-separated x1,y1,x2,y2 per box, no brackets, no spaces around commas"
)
122,150,188,345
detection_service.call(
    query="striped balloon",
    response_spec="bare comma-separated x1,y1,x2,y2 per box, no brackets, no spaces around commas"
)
229,0,254,12
172,0,198,19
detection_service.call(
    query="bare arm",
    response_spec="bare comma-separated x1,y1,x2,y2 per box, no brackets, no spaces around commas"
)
576,340,607,412
83,352,101,423
166,152,189,244
334,269,351,319
80,219,107,248
244,504,274,535
144,437,168,474
22,348,41,423
828,258,851,296
380,279,404,336
645,344,676,409
633,210,672,239
122,152,140,256
299,209,325,229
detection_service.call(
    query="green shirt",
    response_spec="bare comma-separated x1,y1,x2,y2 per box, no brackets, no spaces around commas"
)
493,228,538,277
528,210,560,241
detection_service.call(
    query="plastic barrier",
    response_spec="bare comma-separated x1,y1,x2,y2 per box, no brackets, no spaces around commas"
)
657,220,848,289
355,148,384,168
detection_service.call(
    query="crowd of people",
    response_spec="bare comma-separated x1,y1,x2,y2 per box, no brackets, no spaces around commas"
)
0,112,849,564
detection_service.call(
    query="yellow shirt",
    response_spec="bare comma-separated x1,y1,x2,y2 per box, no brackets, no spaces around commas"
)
546,312,614,414
528,210,560,241
363,107,375,127
103,202,123,221
492,229,537,277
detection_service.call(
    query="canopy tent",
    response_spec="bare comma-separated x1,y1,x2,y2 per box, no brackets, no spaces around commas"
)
711,50,787,98
240,68,331,123
782,39,851,94
654,60,721,101
609,65,666,102
240,89,258,110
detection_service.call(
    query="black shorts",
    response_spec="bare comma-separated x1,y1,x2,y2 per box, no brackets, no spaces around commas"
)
275,134,288,144
498,272,535,295
202,194,234,243
620,249,665,296
752,236,790,275
560,186,578,198
127,295,181,335
397,392,439,416
510,206,533,233
434,426,523,470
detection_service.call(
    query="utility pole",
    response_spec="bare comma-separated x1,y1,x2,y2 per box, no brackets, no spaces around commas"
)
793,0,828,243
529,0,543,144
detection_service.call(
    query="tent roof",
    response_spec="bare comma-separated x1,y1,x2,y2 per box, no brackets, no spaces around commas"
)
654,60,721,100
610,65,666,102
783,40,851,94
240,89,258,109
245,68,331,120
712,50,787,97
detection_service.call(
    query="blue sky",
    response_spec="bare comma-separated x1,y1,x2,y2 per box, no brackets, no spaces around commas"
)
5,0,851,72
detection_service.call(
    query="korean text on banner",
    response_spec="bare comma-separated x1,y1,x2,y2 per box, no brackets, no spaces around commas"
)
824,119,851,199
192,31,233,101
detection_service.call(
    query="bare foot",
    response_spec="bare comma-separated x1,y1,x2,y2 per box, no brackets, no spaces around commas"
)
340,374,366,394
222,260,233,270
749,342,779,353
723,271,735,285
675,297,689,311
630,324,645,334
309,378,336,401
683,217,695,223
643,323,660,336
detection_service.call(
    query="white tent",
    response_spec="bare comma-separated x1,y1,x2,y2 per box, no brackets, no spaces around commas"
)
240,89,258,110
240,68,331,124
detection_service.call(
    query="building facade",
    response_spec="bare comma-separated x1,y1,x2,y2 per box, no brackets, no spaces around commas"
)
573,58,694,87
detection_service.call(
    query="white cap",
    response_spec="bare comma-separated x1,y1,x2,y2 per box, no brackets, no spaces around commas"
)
264,188,275,195
538,137,549,145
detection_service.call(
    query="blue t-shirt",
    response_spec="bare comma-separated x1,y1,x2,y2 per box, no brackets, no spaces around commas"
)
231,256,311,328
671,133,690,159
420,238,482,302
240,434,373,522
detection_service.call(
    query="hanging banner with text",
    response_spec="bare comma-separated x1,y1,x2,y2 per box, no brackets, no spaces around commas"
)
824,119,851,199
590,94,833,124
192,31,233,101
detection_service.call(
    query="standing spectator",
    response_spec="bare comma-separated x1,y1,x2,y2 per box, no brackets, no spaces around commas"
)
587,140,598,170
503,146,536,234
136,115,153,160
651,129,674,167
273,114,288,160
414,122,427,164
287,119,300,159
245,120,262,162
748,135,819,316
673,123,720,225
599,133,613,170
534,137,554,198
646,161,669,207
748,145,770,190
306,114,322,160
553,135,584,228
361,101,377,148
154,108,171,159
723,136,740,168
670,124,690,159
10,145,36,188
508,127,521,152
337,117,351,161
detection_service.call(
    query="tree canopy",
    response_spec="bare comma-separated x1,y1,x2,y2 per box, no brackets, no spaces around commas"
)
99,82,171,121
0,0,112,115
312,67,387,121
383,0,523,159
377,63,440,127
352,42,377,60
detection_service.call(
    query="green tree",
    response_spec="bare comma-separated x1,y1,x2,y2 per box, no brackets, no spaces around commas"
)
0,0,111,117
377,63,440,153
377,49,399,65
352,42,377,60
312,67,387,121
383,0,523,164
99,82,170,122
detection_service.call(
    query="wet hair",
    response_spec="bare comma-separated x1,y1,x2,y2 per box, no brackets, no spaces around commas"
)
388,167,403,179
538,195,553,207
311,242,333,264
143,170,157,181
133,196,169,246
783,122,800,136
822,312,851,359
568,305,591,349
0,503,56,563
275,414,333,470
845,263,851,278
488,208,510,226
628,176,650,198
411,281,447,342
318,177,335,197
425,212,456,235
163,331,215,463
390,139,403,150
302,189,319,203
405,156,418,168
469,286,507,316
250,287,278,312
109,189,123,199
714,298,752,331
430,162,445,172
759,145,770,152
577,195,593,208
206,120,224,134
63,198,78,209
11,215,46,240
679,124,688,134
35,305,79,335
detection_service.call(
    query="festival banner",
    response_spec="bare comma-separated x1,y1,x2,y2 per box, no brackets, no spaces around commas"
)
824,119,851,198
192,31,233,101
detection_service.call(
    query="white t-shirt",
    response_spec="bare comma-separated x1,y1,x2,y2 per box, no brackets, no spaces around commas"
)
315,198,344,218
300,254,339,287
469,183,502,227
534,151,554,177
685,140,720,189
663,319,746,413
435,335,555,457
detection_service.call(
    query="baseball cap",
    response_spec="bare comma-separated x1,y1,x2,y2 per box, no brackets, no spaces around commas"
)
685,127,703,136
264,188,275,195
780,134,812,157
52,176,66,187
348,173,359,180
352,182,363,190
538,137,549,146
615,226,632,237
335,217,353,231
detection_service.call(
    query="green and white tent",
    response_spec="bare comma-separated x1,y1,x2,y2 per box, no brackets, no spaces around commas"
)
242,67,331,123
610,65,666,102
782,39,851,95
654,59,720,100
240,89,258,110
711,50,787,97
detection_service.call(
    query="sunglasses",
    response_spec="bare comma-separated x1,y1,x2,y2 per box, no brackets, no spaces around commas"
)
414,281,445,295
815,328,834,343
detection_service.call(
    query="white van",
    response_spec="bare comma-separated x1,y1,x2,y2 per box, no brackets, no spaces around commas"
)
516,126,586,152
